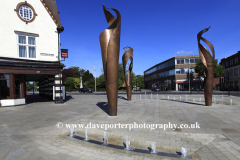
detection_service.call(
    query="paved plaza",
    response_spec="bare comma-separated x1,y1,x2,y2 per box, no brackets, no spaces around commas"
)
0,92,240,160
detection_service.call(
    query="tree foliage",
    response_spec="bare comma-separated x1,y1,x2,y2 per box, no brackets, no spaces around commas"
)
96,74,105,88
69,66,86,78
194,58,224,78
62,68,73,83
64,77,75,89
26,82,33,91
62,66,95,89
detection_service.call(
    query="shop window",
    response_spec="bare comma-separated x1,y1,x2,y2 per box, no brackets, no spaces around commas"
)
0,74,10,99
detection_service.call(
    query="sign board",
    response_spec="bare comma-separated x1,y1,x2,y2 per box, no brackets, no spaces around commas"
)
61,49,68,58
40,53,54,56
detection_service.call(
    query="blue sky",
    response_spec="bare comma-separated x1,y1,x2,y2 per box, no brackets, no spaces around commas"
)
57,0,240,77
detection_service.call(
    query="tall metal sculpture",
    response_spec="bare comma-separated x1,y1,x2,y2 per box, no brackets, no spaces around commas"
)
122,46,133,101
99,4,121,116
197,27,215,106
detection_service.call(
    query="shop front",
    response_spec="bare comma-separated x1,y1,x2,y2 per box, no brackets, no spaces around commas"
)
0,59,62,106
174,79,202,91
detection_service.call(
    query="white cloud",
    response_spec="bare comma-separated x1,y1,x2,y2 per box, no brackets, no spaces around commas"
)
176,50,193,54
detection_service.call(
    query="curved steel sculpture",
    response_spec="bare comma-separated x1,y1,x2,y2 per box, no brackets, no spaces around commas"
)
99,4,121,116
122,46,133,101
197,27,215,106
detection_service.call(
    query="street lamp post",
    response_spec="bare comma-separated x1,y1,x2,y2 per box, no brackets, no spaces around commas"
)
94,65,96,92
189,58,190,92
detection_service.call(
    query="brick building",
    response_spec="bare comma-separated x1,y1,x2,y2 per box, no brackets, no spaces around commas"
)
144,55,201,91
220,51,240,90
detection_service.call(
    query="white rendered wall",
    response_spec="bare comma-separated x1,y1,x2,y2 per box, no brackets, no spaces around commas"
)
0,0,59,62
1,98,25,106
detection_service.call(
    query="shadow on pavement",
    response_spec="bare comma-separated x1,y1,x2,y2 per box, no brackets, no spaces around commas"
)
96,102,109,115
64,95,74,102
118,96,128,101
26,94,73,104
166,99,205,106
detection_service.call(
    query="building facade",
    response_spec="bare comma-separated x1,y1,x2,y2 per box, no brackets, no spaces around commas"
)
0,0,64,106
220,51,240,91
144,55,201,91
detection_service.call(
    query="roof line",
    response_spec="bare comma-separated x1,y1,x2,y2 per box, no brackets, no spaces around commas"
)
40,0,61,28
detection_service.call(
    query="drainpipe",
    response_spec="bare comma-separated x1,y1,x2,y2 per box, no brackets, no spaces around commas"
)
57,27,64,103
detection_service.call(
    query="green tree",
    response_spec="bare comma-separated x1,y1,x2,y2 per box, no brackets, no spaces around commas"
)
136,75,144,88
64,77,75,89
82,70,94,82
26,82,33,91
118,63,125,87
74,78,80,88
69,66,86,78
194,58,224,78
96,74,105,88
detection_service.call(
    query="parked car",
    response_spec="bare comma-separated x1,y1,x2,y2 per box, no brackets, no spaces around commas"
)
79,87,93,93
151,87,160,91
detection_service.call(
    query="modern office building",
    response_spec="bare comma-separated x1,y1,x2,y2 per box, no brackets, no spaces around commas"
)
0,0,64,106
220,51,240,90
144,55,201,91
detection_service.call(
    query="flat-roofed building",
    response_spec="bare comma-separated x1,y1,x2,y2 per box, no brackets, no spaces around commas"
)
144,55,201,91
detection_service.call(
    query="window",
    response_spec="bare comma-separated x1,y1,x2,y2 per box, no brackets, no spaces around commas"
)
17,35,36,58
230,59,233,65
19,5,33,21
176,69,180,74
225,70,229,77
222,62,225,67
234,68,238,77
235,57,238,64
15,2,37,23
226,61,229,67
190,58,195,63
230,69,233,77
180,69,185,74
177,59,184,64
0,74,10,99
